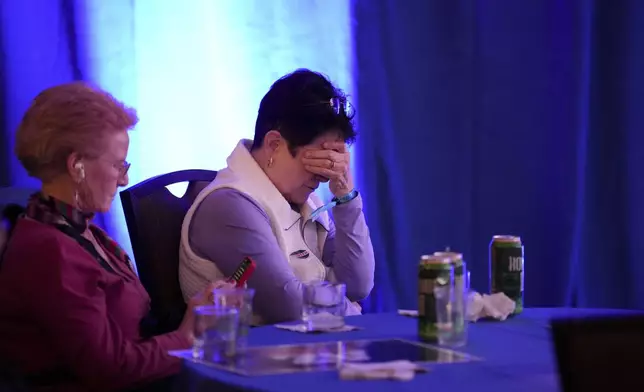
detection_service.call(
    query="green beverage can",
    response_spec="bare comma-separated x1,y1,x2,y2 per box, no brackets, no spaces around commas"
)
489,235,524,314
418,254,453,342
434,251,466,333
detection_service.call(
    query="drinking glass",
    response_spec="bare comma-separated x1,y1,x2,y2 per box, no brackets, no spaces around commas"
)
211,288,255,354
302,281,346,331
192,305,239,362
435,263,470,347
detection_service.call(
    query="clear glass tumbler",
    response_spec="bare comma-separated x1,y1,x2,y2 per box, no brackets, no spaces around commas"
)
192,305,239,362
211,288,255,354
302,281,346,331
435,263,470,347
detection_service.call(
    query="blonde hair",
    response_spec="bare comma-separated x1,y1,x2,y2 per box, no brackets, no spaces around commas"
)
15,82,138,182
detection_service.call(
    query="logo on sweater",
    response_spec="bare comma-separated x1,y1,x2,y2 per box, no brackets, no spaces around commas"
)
290,249,310,259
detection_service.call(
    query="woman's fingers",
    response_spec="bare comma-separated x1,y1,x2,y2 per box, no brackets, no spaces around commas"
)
304,161,348,179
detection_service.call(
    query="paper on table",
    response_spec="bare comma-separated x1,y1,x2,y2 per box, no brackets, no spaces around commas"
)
274,323,361,333
292,349,370,366
339,360,427,381
398,309,418,317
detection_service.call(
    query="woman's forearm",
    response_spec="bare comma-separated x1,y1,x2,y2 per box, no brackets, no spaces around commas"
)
322,195,375,301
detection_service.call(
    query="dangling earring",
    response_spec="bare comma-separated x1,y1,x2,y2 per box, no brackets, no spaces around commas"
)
73,161,85,210
74,188,81,210
267,157,274,168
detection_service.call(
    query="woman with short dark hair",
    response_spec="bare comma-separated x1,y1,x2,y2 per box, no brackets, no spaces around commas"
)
179,69,375,324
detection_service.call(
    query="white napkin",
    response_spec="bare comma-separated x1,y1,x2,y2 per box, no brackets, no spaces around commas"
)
339,360,426,381
291,349,370,366
397,309,418,317
346,301,362,316
274,322,361,333
397,291,516,322
466,292,516,321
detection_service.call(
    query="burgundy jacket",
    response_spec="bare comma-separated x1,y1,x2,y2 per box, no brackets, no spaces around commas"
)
0,219,190,391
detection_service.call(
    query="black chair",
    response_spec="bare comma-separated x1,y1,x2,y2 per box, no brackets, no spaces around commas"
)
551,313,644,391
120,170,217,335
0,187,36,245
0,187,35,211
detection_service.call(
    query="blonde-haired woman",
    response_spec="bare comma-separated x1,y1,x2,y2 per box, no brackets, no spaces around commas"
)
0,82,229,392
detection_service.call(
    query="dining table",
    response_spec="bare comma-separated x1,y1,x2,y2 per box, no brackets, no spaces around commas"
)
174,307,632,392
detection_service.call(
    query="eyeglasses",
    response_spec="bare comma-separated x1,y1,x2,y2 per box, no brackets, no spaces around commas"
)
105,160,130,177
84,156,131,178
116,161,131,177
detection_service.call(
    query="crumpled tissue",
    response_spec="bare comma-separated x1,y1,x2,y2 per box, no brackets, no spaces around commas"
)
466,292,516,321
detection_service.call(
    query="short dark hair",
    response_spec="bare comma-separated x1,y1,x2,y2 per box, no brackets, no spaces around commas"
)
252,69,356,154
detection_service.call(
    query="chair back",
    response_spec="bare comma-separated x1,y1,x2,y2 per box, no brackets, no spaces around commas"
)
120,170,217,334
551,313,644,391
0,187,35,210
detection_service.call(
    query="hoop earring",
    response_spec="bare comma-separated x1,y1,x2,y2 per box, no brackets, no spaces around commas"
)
267,157,274,168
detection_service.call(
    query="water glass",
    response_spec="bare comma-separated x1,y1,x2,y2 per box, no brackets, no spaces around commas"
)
192,306,239,361
211,288,255,353
435,263,470,347
302,281,346,331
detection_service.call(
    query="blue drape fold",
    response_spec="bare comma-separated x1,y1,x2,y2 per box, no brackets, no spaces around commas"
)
353,0,644,311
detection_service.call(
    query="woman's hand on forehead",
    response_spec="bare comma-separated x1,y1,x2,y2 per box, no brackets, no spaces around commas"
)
301,141,353,196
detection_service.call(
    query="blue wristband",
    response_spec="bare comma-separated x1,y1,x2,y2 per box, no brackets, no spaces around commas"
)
309,189,359,221
332,189,359,205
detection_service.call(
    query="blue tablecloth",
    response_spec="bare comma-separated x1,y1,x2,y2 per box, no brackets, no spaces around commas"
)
177,308,633,392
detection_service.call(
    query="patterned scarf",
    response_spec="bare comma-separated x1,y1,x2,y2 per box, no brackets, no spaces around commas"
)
25,192,134,273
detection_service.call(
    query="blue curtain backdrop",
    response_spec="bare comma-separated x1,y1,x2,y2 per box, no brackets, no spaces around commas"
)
354,0,644,311
2,0,644,312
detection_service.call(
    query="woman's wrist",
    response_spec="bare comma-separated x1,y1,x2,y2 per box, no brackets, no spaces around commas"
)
333,189,359,205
